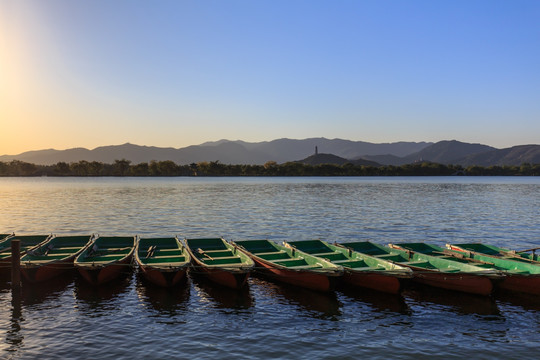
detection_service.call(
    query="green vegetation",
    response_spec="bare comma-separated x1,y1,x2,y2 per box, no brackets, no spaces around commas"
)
0,159,539,177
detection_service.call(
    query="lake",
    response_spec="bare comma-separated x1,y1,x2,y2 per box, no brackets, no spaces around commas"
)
0,177,539,359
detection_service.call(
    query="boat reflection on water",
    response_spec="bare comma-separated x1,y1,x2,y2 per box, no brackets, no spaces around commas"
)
338,285,410,315
20,271,74,306
74,272,132,308
190,271,253,310
6,289,23,354
136,273,190,315
495,290,540,312
250,277,341,319
403,283,500,316
5,272,74,355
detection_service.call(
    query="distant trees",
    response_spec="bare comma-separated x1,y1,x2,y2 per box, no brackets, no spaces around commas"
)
0,159,539,177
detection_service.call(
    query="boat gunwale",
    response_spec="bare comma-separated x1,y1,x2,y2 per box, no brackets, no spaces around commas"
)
287,239,413,277
393,242,540,276
184,237,254,272
233,239,343,276
336,241,502,278
134,236,191,271
20,235,94,266
75,235,136,269
448,243,540,264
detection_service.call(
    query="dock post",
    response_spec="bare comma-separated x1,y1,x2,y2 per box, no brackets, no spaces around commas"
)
11,239,21,289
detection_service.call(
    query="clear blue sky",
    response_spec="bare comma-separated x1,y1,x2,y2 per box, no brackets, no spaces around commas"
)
1,0,539,154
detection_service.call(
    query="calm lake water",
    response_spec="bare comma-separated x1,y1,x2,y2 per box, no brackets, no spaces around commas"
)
0,176,539,359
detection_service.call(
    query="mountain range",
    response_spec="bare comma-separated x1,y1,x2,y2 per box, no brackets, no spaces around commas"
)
1,138,539,166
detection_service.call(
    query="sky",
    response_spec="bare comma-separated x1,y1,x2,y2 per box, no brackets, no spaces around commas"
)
1,0,539,155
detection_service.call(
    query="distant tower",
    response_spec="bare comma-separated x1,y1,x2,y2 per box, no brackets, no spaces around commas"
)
315,146,318,155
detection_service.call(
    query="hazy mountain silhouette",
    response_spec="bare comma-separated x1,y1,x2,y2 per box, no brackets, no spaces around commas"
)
1,139,537,166
359,141,539,166
455,145,540,166
297,153,381,166
0,138,430,165
399,140,496,164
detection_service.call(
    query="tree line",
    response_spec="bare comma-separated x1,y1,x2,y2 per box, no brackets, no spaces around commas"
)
1,159,539,177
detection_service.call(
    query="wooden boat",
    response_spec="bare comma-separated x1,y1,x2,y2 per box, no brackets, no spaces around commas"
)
448,243,540,263
285,240,412,294
74,236,136,285
338,241,498,296
393,242,540,296
440,243,540,295
184,238,254,289
0,235,51,274
135,237,191,287
233,239,343,292
0,234,11,242
20,235,93,282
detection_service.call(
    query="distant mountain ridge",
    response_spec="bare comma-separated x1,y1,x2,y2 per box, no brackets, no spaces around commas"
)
1,139,539,166
359,141,540,166
0,138,431,165
297,153,381,167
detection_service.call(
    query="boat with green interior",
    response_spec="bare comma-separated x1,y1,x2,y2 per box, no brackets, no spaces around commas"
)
135,237,191,287
233,239,343,292
448,243,540,263
0,235,51,275
285,239,412,294
20,235,93,282
74,236,136,285
184,237,254,289
337,241,499,296
391,242,540,296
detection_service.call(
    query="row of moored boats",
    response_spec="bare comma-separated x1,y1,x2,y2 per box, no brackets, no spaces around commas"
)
1,233,539,296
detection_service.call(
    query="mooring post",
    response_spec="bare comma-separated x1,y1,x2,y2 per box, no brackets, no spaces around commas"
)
11,239,21,289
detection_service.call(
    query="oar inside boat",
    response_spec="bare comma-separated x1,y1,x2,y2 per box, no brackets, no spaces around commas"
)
146,245,157,258
517,247,540,253
197,248,214,260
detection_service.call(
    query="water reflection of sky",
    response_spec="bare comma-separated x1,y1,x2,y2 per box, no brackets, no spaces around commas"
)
0,177,539,358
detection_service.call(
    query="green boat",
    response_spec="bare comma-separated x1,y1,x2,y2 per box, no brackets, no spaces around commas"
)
233,239,343,292
448,243,540,263
75,236,136,286
393,242,540,296
184,237,254,289
0,234,11,242
0,235,51,274
285,240,412,294
20,235,93,282
338,241,498,296
135,237,191,287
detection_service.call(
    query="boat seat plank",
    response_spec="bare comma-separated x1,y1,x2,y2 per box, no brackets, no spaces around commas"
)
312,251,339,257
155,249,182,253
198,250,234,257
286,264,322,270
82,255,124,262
257,251,290,260
151,255,185,260
271,258,302,262
202,257,243,265
197,249,229,253
253,250,285,256
272,259,310,267
373,254,397,258
143,258,186,265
